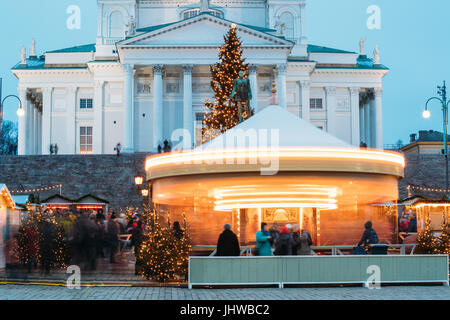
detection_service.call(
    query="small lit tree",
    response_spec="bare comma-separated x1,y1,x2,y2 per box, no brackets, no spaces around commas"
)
415,218,439,254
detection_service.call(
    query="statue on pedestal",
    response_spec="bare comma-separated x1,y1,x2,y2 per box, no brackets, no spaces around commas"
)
126,17,136,37
230,70,252,123
20,46,26,65
373,45,380,64
359,38,365,55
30,38,36,57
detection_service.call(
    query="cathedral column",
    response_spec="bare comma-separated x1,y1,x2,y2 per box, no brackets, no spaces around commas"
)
300,0,307,44
41,87,53,155
25,96,33,154
325,86,337,135
153,65,164,150
32,104,38,154
374,88,383,149
183,65,193,149
94,80,105,154
248,64,258,113
66,87,77,154
37,108,42,154
349,87,361,147
300,80,310,121
277,64,287,108
359,102,365,146
17,88,27,155
364,94,372,148
123,64,134,153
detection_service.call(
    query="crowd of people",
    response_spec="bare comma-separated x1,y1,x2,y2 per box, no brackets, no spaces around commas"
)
399,210,417,233
18,208,187,275
215,221,380,257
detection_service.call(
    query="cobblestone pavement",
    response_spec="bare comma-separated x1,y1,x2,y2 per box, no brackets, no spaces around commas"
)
0,285,449,300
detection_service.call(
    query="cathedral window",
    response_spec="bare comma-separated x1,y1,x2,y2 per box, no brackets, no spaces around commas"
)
277,12,295,39
80,98,93,109
109,11,125,38
310,98,323,110
80,126,93,154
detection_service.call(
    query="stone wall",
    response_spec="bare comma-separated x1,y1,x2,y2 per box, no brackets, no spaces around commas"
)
0,153,446,210
0,153,151,210
399,154,449,200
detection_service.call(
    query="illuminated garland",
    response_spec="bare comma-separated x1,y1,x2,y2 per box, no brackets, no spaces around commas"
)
10,184,62,194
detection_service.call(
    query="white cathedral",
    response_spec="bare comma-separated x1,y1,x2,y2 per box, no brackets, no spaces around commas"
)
12,0,388,155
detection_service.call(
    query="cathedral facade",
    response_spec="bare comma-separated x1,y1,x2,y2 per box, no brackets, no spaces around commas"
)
12,0,388,155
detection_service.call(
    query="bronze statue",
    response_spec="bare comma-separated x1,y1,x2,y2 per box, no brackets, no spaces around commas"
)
230,70,252,123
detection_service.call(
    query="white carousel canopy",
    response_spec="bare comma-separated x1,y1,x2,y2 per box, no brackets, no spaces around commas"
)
199,105,353,150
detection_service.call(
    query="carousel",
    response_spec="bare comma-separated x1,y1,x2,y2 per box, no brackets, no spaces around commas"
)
145,105,405,246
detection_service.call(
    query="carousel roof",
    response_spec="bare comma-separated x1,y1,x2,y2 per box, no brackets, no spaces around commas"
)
200,105,353,150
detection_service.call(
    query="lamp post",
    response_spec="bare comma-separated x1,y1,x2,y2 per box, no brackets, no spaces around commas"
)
423,81,450,194
0,78,25,137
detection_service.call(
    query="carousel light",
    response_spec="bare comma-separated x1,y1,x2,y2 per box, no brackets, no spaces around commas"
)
146,147,406,171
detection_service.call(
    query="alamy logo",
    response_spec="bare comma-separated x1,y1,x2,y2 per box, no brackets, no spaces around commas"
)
67,5,81,30
367,5,381,30
66,265,81,289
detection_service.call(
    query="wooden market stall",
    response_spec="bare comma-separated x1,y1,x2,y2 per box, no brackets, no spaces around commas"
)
41,194,109,213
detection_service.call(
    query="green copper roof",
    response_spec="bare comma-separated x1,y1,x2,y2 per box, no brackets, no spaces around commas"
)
46,44,96,54
12,57,45,70
307,44,356,54
136,21,179,33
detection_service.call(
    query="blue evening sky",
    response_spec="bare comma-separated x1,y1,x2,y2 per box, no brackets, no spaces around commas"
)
1,0,449,145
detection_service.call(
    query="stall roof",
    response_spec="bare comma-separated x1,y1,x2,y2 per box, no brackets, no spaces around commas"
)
75,194,109,204
0,184,15,208
41,194,109,206
374,195,450,207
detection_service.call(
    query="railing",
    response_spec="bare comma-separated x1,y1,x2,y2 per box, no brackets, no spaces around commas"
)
188,255,449,289
193,244,417,256
103,37,124,45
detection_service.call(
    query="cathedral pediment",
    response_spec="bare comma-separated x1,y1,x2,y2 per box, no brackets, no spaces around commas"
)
117,13,293,48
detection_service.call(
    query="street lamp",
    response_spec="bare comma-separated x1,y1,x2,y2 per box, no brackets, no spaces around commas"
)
423,81,450,193
140,188,149,197
134,175,144,186
0,78,24,134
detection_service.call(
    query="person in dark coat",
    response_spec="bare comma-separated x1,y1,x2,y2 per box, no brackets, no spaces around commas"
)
216,224,240,256
39,219,55,274
106,213,120,263
131,220,144,275
357,221,379,247
172,221,184,240
408,214,417,233
274,226,295,256
269,223,280,248
163,140,172,153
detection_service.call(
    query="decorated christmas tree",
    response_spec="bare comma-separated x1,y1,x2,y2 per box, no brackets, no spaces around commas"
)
202,24,252,143
138,209,192,282
16,205,70,271
437,222,450,256
415,218,439,254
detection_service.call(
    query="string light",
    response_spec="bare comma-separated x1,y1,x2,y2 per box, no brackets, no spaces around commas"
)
10,184,63,194
407,184,450,193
